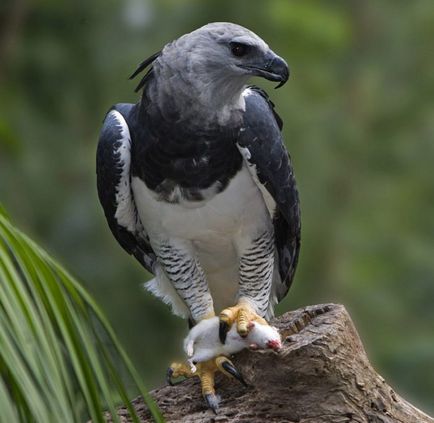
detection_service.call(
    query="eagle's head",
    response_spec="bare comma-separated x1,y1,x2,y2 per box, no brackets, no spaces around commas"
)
133,23,289,123
168,22,289,88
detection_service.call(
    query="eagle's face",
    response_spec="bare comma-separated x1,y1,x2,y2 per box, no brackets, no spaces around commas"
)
225,39,289,88
162,22,289,91
210,24,289,88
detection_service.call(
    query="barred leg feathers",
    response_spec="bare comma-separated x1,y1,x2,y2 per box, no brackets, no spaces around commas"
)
144,264,190,318
265,257,282,321
238,229,275,317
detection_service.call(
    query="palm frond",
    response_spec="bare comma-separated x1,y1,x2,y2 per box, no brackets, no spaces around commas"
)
0,207,164,423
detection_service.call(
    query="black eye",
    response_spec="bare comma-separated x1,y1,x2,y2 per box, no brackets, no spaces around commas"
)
230,42,250,57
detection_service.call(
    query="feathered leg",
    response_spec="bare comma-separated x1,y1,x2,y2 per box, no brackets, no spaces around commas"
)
155,239,214,321
219,229,274,342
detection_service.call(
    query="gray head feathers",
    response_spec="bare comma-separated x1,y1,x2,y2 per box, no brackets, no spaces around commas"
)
130,22,288,124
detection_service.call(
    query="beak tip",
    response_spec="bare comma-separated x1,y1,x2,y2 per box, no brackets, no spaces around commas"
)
270,56,289,89
275,74,289,89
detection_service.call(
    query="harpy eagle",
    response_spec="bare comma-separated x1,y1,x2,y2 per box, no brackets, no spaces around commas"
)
96,22,300,411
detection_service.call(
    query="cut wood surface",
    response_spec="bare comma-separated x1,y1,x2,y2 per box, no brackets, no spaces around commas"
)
111,304,434,422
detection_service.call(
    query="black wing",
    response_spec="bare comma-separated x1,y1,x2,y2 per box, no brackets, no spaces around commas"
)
96,103,156,273
237,86,301,302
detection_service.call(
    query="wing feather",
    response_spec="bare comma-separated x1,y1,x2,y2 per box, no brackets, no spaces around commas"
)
237,87,301,302
96,104,156,273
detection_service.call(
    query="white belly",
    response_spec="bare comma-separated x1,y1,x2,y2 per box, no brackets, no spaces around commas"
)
131,163,272,311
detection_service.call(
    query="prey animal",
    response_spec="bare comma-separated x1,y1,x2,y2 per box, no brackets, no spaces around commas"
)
184,316,282,371
96,22,300,412
169,318,282,411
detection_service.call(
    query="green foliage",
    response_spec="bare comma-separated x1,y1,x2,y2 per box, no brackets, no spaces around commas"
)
0,208,163,422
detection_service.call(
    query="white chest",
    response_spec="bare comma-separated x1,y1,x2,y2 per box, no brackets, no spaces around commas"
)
131,163,270,245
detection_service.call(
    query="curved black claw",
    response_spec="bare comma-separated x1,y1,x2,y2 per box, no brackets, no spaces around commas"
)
166,367,174,386
219,320,230,344
221,360,248,387
204,393,219,414
166,367,185,387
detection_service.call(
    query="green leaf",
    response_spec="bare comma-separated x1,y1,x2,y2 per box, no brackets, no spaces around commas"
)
0,208,164,422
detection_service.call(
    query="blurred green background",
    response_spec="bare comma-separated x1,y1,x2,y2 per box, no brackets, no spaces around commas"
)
1,0,433,414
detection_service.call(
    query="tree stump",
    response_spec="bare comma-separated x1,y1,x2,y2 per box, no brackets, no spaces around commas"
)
112,304,434,422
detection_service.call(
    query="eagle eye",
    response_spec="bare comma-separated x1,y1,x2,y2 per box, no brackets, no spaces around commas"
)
230,42,250,57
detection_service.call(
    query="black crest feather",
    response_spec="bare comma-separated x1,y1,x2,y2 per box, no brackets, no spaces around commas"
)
129,51,161,93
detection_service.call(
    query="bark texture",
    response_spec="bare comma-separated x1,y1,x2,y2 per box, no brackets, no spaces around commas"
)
113,304,433,422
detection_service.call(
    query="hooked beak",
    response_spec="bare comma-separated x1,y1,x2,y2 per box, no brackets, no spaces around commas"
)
238,52,289,89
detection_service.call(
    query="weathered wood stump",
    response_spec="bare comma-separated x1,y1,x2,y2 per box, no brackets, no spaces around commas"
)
112,304,434,422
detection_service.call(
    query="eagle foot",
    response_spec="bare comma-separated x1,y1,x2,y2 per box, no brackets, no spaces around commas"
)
219,301,268,343
166,362,191,386
167,356,246,413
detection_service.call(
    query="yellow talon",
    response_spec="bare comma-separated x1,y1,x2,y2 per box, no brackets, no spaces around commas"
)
237,307,250,336
167,361,195,385
199,368,215,397
167,356,247,413
219,301,268,342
